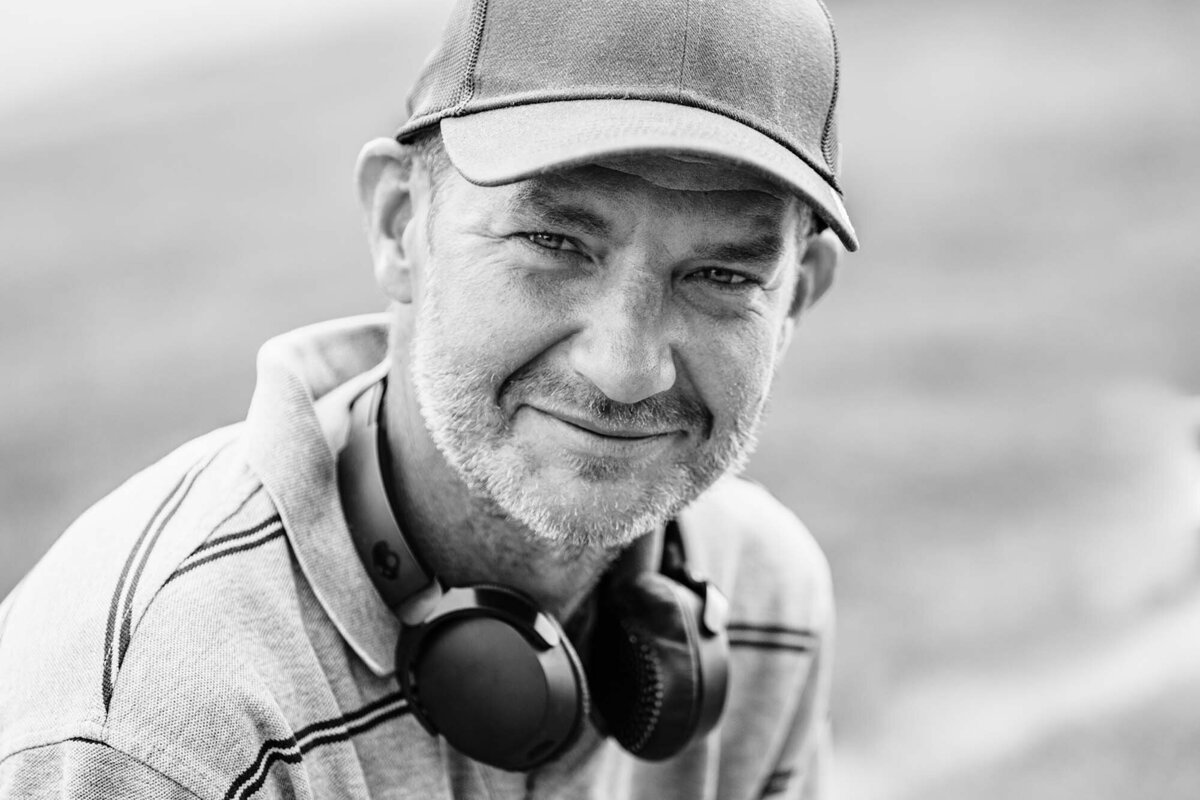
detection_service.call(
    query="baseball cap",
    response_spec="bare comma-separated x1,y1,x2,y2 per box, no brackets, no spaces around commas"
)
396,0,858,252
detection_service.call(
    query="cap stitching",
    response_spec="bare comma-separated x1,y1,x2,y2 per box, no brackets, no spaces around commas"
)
675,0,692,100
450,0,491,112
815,0,841,172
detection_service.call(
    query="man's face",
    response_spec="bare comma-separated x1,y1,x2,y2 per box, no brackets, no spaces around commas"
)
405,155,808,550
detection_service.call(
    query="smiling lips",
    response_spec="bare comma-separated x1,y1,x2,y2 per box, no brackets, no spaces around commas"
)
545,408,674,440
522,405,680,445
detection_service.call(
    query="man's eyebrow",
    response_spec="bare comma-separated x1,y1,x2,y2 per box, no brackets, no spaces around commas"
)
698,233,787,265
506,184,613,238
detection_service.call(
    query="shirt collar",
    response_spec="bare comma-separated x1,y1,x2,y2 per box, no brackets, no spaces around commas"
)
243,314,401,677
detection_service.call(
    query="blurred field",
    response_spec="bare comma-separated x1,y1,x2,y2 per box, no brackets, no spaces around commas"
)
1,0,1198,797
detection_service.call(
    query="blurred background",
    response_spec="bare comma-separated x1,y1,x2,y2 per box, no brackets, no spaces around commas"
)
2,0,1197,797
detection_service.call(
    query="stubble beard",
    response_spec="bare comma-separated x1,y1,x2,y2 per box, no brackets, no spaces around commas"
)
409,285,768,552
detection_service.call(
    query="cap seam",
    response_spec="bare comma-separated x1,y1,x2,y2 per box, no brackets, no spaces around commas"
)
815,0,841,173
675,0,692,100
449,0,491,112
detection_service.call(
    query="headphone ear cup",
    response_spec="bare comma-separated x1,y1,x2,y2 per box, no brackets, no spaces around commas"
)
396,587,590,772
589,572,729,760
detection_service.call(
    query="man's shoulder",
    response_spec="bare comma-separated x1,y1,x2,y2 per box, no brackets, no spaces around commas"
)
680,475,832,631
0,424,289,768
681,474,829,579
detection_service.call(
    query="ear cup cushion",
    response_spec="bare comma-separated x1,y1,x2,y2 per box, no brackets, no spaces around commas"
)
398,602,590,771
560,616,593,726
589,572,728,760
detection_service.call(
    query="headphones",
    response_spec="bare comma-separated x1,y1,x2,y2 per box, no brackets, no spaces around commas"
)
337,378,730,772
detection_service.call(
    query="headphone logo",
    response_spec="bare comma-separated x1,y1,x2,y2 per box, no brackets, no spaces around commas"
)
372,541,401,580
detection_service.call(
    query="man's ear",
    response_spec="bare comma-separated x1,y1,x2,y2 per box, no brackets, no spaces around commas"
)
798,228,840,312
779,228,841,353
354,137,423,304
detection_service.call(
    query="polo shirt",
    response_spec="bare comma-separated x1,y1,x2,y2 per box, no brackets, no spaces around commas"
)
0,314,835,800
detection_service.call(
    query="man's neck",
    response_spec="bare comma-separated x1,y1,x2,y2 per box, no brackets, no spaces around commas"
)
379,362,618,623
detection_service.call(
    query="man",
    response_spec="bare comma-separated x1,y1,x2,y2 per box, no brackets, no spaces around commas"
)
0,0,858,797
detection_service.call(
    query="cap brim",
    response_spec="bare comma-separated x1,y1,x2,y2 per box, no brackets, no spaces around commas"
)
439,98,858,252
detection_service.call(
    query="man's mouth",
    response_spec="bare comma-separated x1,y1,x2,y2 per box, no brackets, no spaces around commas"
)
531,405,678,440
513,402,691,453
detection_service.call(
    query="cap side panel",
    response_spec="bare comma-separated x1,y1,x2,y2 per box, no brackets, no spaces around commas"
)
468,0,685,106
684,0,835,174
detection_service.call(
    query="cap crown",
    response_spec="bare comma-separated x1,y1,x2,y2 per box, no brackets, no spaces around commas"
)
400,0,844,190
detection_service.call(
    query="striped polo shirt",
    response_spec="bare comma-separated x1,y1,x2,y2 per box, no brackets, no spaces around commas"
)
0,315,835,800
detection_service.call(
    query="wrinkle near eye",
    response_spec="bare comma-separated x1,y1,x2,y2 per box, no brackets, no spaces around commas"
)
506,184,614,241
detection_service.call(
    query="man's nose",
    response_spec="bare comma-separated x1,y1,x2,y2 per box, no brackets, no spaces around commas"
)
568,278,677,405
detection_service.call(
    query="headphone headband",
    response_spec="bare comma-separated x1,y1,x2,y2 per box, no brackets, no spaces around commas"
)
338,378,438,610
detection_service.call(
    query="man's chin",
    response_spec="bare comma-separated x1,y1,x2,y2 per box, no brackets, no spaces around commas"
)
446,442,713,549
516,508,664,552
510,475,695,549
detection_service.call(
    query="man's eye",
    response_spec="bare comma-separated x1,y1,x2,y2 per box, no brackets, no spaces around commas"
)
697,268,753,287
524,233,575,252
